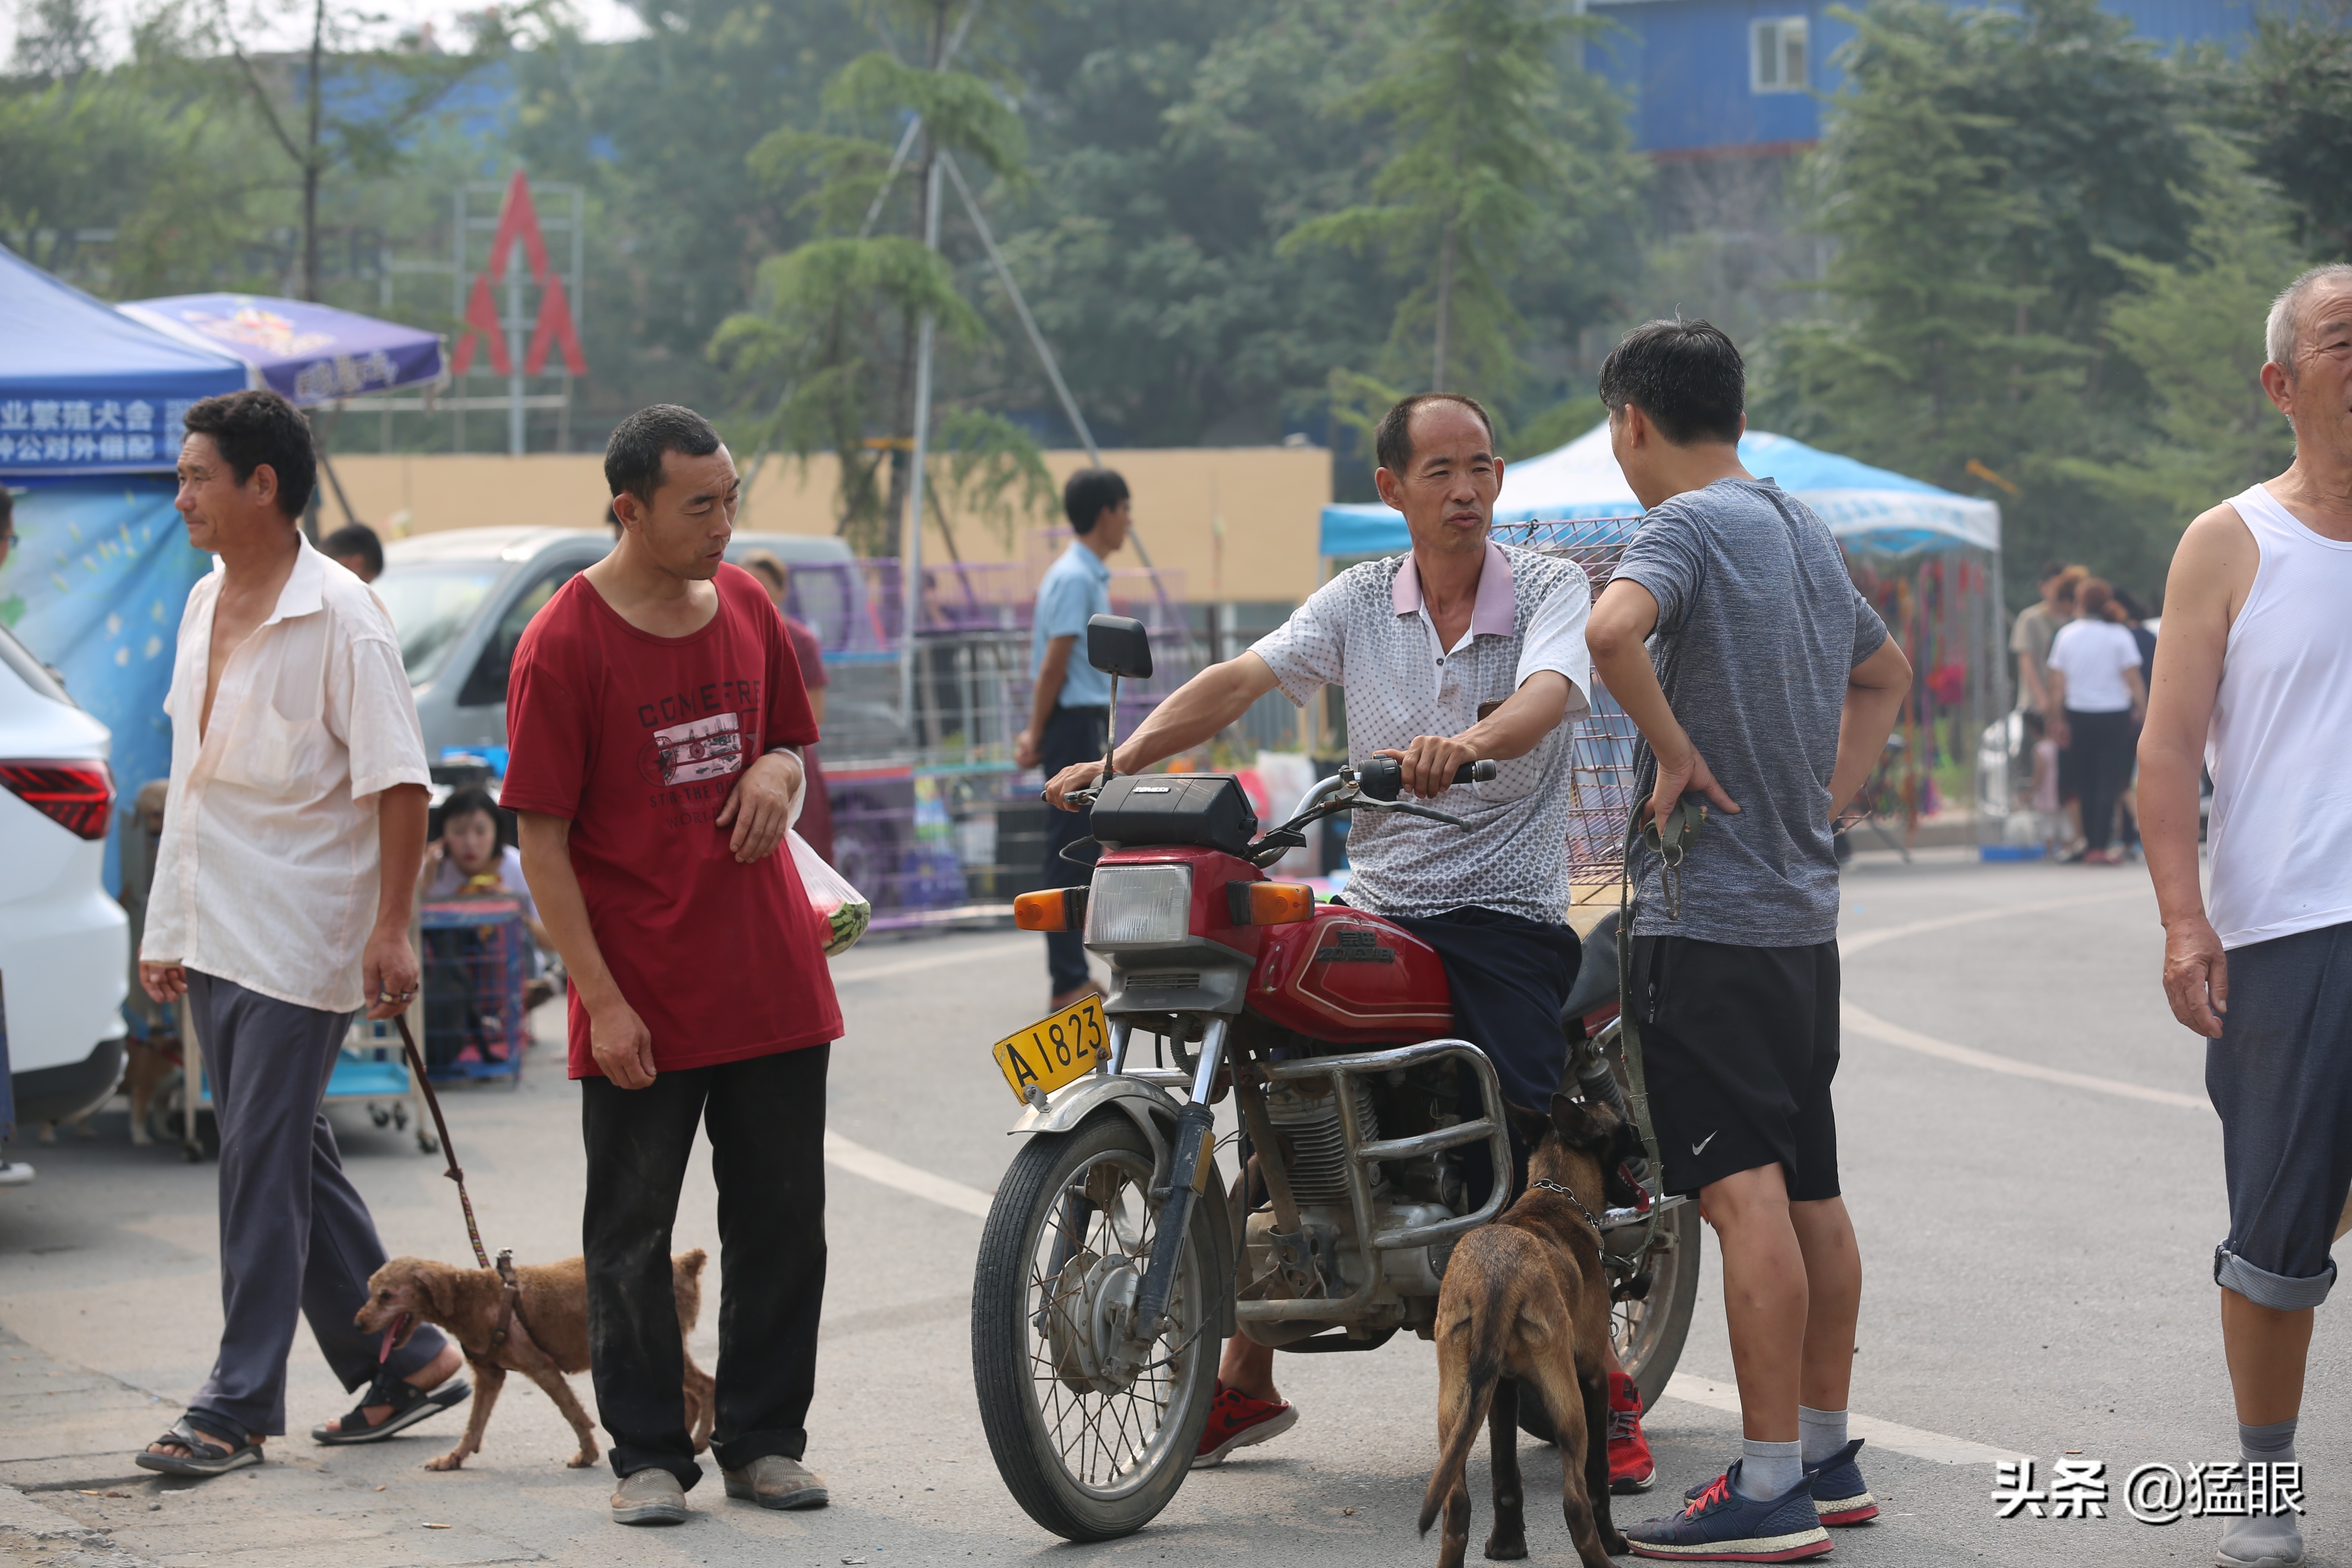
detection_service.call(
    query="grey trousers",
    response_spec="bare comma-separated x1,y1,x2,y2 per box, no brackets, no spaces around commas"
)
2208,920,2352,1311
187,972,448,1437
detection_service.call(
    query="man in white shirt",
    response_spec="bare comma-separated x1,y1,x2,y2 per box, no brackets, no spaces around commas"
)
1042,393,1632,1476
134,391,468,1479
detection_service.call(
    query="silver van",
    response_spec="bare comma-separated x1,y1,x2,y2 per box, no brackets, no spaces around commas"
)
377,527,860,761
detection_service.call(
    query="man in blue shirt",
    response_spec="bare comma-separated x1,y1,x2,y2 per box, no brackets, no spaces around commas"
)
1015,468,1131,1009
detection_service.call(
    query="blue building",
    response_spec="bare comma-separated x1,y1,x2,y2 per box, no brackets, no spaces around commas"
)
1584,0,2271,158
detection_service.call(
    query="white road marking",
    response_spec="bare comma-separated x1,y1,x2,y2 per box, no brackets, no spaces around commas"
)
1838,887,2143,957
1664,1374,2028,1466
824,1131,994,1218
830,936,1033,985
1839,886,2207,1112
1843,1000,2208,1112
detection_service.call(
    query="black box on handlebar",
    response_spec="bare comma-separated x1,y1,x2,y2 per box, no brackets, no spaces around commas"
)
1089,773,1261,856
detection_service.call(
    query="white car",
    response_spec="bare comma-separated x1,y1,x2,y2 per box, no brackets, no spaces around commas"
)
0,623,128,1132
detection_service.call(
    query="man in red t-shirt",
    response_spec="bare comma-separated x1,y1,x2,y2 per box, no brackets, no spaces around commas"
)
505,404,842,1527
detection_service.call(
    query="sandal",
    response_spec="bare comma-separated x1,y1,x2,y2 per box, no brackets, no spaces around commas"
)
311,1369,470,1445
136,1412,264,1477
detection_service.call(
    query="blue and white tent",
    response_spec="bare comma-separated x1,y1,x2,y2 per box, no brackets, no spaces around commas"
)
1319,422,2000,559
0,246,247,479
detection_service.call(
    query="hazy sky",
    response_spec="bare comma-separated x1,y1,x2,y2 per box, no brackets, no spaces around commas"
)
11,0,647,66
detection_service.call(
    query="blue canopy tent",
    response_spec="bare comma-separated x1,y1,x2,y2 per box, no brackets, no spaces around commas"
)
0,247,246,887
1319,422,2007,846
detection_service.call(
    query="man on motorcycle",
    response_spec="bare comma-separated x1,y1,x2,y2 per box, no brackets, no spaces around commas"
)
1043,392,1659,1485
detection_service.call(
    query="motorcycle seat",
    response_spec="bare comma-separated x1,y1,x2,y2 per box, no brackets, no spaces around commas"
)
1558,906,1621,1026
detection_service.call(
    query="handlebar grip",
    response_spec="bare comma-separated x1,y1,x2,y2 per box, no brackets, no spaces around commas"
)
1356,755,1497,802
1457,760,1498,784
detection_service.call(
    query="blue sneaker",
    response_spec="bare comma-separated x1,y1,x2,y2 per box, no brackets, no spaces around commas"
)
1626,1462,1832,1561
1805,1439,1877,1526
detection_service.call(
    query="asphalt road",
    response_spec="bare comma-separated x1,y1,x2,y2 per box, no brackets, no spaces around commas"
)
1,848,2337,1568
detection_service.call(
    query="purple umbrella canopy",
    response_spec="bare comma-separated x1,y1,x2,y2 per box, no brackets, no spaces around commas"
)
118,294,445,406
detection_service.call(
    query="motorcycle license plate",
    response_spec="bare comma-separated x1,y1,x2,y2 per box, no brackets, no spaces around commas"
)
990,995,1108,1104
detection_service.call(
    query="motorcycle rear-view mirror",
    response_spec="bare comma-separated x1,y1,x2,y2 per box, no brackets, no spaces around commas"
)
1087,615,1153,679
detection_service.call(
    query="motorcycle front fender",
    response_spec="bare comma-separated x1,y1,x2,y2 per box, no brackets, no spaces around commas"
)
1008,1076,1237,1339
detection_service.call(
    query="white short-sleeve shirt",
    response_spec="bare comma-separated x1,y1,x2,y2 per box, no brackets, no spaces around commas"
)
1252,540,1592,922
141,541,431,1013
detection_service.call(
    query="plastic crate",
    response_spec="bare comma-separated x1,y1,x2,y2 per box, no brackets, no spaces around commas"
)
419,898,529,1083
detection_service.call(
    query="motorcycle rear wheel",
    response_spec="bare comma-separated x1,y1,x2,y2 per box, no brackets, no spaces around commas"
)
971,1110,1221,1542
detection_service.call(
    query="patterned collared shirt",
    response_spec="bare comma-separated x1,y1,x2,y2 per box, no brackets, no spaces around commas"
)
1252,541,1592,922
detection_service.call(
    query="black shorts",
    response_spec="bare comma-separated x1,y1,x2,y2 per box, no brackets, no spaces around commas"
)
1631,934,1842,1201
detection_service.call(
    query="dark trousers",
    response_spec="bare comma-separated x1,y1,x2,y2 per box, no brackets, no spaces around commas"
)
1385,907,1582,1207
1040,704,1107,995
2065,708,2135,851
581,1042,830,1487
187,972,448,1437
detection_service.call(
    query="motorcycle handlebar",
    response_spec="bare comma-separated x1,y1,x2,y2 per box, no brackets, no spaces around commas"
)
1354,755,1497,802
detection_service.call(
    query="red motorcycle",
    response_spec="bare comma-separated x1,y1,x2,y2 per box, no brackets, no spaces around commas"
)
968,617,1699,1543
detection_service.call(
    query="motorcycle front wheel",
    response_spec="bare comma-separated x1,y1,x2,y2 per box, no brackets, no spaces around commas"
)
971,1109,1221,1542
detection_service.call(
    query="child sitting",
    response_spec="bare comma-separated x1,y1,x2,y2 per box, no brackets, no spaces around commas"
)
419,788,556,1012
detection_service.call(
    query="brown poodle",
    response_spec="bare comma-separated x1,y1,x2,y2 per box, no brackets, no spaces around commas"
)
354,1250,715,1472
1420,1094,1644,1568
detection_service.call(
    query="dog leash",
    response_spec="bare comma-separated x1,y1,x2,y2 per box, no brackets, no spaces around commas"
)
389,1014,524,1357
1612,795,1706,1267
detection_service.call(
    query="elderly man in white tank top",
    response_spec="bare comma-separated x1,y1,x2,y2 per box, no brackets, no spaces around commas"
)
2140,262,2352,1568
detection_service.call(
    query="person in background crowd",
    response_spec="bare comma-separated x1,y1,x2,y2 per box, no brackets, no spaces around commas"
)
740,551,835,866
506,404,839,1527
2107,586,2159,858
134,390,465,1478
320,522,383,583
1016,467,1131,1012
0,483,15,572
420,787,556,1010
2046,578,2146,866
2139,261,2352,1568
2010,561,2085,743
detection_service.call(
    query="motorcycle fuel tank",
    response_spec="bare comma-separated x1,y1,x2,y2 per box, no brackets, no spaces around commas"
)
1247,907,1452,1042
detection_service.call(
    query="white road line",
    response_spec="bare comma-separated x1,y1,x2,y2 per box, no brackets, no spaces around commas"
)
1664,1374,2028,1467
1838,887,2144,957
1842,1000,2208,1111
830,936,1033,984
823,1131,994,1218
1837,886,2207,1112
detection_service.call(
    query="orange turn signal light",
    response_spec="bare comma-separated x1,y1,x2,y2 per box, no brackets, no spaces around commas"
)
1227,881,1316,926
1014,887,1087,932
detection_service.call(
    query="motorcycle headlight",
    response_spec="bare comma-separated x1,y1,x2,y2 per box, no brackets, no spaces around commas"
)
1085,865,1194,945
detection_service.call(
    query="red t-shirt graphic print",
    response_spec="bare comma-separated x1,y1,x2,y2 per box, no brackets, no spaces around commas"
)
502,564,842,1078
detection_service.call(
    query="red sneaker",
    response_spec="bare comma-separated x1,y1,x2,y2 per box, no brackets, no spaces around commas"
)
1192,1384,1298,1469
1609,1370,1657,1493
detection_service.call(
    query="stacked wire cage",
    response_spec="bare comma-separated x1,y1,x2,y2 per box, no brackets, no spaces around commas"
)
1492,517,1646,907
419,897,530,1082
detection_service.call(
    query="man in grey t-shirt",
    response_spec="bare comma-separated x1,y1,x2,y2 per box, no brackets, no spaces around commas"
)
1587,321,1911,1560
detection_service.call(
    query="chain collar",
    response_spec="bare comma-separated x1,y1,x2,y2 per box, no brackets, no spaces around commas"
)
1527,1177,1605,1233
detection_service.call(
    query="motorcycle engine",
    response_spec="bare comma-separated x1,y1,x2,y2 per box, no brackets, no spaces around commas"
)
1263,1078,1381,1202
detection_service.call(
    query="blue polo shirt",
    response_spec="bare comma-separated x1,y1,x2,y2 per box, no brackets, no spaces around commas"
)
1031,539,1113,708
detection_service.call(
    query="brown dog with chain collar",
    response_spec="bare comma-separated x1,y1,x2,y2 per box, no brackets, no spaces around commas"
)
354,1250,715,1471
1419,1094,1644,1568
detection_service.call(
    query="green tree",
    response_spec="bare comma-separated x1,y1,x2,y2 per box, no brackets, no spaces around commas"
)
713,2,1050,555
204,0,512,300
2223,2,2352,258
1278,0,1617,396
2050,141,2303,555
1756,0,2207,599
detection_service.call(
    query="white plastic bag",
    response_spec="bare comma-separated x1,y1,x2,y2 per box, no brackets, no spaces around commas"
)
791,830,870,956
